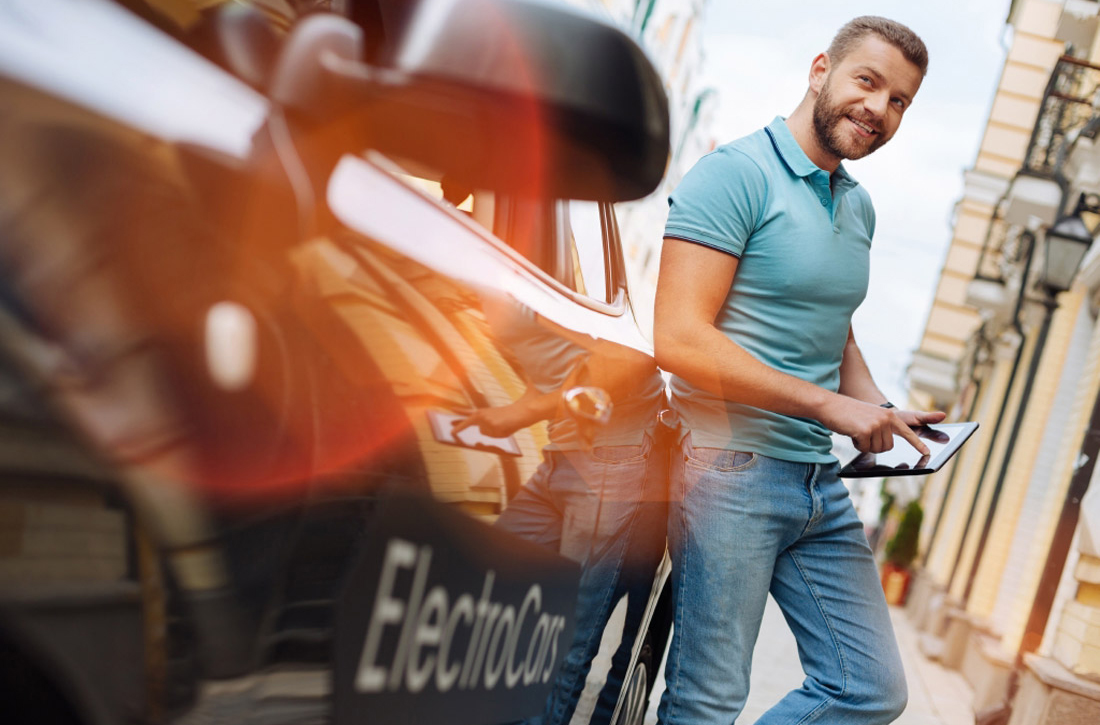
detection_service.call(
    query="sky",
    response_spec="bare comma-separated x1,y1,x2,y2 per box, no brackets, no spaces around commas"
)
698,0,1013,406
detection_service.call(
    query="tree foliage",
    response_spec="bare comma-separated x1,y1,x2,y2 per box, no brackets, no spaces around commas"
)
885,500,922,568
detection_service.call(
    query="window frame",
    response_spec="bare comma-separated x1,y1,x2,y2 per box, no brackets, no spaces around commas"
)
488,195,630,316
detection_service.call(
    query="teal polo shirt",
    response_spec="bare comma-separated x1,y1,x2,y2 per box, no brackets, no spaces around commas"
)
664,117,874,462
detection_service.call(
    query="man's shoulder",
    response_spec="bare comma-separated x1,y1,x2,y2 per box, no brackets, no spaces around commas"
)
705,127,791,186
666,126,777,250
713,127,775,165
686,129,775,188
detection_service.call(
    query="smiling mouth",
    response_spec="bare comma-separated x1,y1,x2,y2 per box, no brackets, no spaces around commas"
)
847,116,879,136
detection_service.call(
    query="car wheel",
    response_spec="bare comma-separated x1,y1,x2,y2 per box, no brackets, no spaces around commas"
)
612,640,652,725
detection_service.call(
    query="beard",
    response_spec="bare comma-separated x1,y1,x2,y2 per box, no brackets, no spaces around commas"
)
812,77,887,161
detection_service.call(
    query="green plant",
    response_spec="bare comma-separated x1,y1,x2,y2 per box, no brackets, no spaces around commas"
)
878,489,896,526
884,500,923,569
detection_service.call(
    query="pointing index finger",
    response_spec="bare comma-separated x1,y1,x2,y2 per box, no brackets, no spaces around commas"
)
451,415,475,433
896,419,930,456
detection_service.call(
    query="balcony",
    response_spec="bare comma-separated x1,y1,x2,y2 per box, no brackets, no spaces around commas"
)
1023,55,1100,179
908,350,961,408
977,55,1100,318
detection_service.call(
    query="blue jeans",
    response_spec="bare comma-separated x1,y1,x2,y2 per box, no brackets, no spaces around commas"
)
497,434,667,725
657,436,907,724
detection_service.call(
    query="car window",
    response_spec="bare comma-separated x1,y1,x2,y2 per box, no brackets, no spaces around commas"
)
373,160,617,307
392,172,474,213
563,200,610,303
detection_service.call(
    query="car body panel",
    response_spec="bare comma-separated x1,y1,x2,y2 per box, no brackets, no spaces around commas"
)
0,2,672,724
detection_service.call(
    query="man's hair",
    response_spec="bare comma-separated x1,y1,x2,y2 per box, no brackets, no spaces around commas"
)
827,16,928,77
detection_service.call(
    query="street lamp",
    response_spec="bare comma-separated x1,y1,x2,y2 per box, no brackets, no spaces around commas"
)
960,200,1095,608
1017,197,1100,661
1041,201,1095,293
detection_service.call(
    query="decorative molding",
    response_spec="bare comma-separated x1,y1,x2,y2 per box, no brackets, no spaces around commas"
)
1004,174,1064,227
908,350,960,403
964,168,1013,207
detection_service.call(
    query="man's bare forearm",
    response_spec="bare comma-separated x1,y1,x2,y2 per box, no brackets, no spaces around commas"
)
653,238,935,453
837,327,889,405
654,314,836,421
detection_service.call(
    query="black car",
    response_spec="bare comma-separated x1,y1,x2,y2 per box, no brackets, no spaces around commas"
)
0,1,672,724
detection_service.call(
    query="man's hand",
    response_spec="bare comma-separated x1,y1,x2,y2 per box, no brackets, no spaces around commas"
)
819,397,946,455
451,382,562,440
451,403,533,439
893,408,948,433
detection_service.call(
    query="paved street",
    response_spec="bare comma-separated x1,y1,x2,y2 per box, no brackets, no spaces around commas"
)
642,597,975,724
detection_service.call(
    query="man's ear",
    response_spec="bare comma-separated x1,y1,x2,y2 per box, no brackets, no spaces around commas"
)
808,52,830,95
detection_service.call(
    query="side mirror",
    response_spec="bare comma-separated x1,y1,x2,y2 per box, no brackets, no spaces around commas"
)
268,0,669,202
189,4,282,90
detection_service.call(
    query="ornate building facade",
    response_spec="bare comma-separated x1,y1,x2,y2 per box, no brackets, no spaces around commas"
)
906,1,1100,721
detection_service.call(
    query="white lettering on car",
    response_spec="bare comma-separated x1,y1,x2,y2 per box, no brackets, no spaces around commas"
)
524,612,550,685
355,540,569,694
356,539,417,691
506,585,539,688
388,545,432,690
543,617,564,683
407,585,447,693
436,592,473,691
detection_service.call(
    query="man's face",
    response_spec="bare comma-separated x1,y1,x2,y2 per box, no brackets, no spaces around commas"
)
811,35,923,163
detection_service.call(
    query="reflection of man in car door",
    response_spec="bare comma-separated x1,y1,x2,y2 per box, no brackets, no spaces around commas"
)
454,296,666,725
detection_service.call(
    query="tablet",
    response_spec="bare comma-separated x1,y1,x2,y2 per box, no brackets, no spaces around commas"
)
427,409,523,457
838,421,978,478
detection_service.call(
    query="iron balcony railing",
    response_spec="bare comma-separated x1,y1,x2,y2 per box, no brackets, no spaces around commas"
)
971,55,1100,288
1024,54,1100,177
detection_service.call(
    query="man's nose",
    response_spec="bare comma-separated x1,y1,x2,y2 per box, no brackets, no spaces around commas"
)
864,90,889,118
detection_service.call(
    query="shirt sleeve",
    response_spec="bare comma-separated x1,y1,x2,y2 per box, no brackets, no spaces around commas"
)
863,189,877,241
664,146,768,258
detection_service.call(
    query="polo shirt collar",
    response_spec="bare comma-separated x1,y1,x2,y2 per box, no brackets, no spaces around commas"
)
766,116,818,178
764,116,860,191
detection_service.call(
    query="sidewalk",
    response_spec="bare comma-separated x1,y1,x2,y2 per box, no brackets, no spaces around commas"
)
642,596,975,724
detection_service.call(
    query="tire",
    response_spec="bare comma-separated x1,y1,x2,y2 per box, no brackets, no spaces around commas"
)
612,640,652,725
611,577,672,725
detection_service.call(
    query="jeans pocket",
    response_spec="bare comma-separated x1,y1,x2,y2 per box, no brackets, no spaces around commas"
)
685,446,757,472
590,443,647,464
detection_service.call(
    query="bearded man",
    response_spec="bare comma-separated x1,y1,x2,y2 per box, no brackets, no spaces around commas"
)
652,17,943,724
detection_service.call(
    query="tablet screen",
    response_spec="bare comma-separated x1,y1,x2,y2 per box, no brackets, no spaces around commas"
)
838,422,978,478
426,409,523,457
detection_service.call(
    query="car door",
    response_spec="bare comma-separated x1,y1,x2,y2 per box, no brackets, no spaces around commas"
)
0,2,672,724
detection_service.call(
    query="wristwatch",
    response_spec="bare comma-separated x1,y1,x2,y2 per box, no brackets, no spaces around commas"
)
880,402,896,409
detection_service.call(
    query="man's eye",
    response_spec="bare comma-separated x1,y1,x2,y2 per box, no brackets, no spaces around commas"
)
892,98,907,109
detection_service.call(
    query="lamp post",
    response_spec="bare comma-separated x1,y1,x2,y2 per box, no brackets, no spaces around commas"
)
1041,206,1094,294
1018,198,1097,657
962,198,1095,606
970,200,1095,725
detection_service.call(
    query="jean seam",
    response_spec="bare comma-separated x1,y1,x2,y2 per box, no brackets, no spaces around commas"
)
683,451,758,474
796,465,821,539
590,433,653,465
592,455,648,465
664,459,689,723
552,448,649,724
785,547,848,725
590,450,648,465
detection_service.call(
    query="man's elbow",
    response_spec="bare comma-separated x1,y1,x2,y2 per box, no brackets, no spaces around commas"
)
653,325,687,377
581,343,659,398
